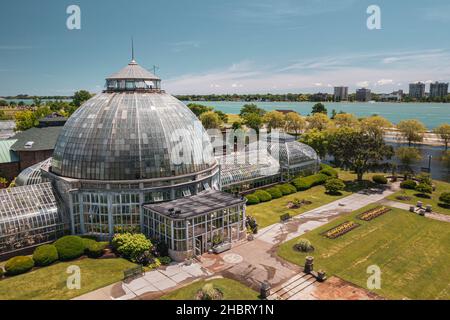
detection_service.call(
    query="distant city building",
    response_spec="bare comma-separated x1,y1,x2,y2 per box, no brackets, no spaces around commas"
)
379,90,403,102
333,86,348,101
409,82,425,99
429,82,449,99
355,88,372,102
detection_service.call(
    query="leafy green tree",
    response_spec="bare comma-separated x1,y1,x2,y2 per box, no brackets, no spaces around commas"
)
333,113,358,128
239,104,266,118
285,112,306,136
199,111,222,129
415,183,432,197
34,106,52,119
433,123,450,150
299,129,329,158
307,113,331,131
187,103,213,117
72,90,93,107
263,110,285,132
32,97,42,107
0,110,9,120
328,128,394,181
395,147,422,178
214,110,228,123
311,102,327,114
232,121,243,131
324,178,346,194
397,119,426,146
360,115,392,137
242,113,263,134
14,110,37,131
0,99,8,106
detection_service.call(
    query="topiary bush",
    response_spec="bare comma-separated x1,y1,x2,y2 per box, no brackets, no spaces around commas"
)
54,235,85,261
33,244,59,266
265,187,283,199
294,239,314,252
278,183,296,195
245,194,260,205
111,233,152,263
415,183,432,196
158,256,172,265
324,178,346,194
4,256,35,276
81,238,97,252
320,164,338,178
197,283,223,300
86,242,107,258
400,179,417,190
292,173,329,191
372,175,388,184
254,190,272,202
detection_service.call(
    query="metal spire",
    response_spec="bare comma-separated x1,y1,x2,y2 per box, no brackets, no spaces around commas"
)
131,37,135,62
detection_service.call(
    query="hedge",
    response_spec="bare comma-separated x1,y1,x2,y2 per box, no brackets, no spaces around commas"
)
320,164,338,178
254,190,272,202
4,256,35,276
245,194,260,205
292,173,329,191
33,244,59,266
278,183,297,195
54,235,85,261
265,187,283,199
400,179,417,190
439,192,450,205
372,175,388,184
86,242,107,258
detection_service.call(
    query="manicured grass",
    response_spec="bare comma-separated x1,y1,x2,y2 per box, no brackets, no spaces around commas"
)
0,258,135,300
278,205,450,300
387,179,450,216
160,278,260,300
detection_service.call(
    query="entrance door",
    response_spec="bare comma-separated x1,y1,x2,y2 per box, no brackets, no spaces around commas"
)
194,235,203,257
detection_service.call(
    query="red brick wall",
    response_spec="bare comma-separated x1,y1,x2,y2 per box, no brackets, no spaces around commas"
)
17,150,53,171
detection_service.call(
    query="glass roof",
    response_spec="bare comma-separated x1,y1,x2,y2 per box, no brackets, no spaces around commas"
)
16,158,51,186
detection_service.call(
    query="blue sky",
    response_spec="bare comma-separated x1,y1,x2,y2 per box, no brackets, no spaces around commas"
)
1,0,450,95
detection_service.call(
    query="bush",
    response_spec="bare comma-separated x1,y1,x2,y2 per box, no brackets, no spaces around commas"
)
294,239,314,252
86,242,107,258
320,164,338,178
245,194,260,205
292,173,329,191
265,187,283,199
254,190,272,202
111,233,152,263
417,173,432,186
159,256,172,265
152,239,169,257
278,183,296,195
372,175,388,184
54,235,85,261
4,256,35,276
324,178,346,194
197,283,223,300
81,238,97,251
0,267,4,278
32,244,59,266
400,179,417,190
415,183,432,195
439,192,450,205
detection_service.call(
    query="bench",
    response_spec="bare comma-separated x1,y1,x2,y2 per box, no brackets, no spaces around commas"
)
123,264,144,281
280,213,291,223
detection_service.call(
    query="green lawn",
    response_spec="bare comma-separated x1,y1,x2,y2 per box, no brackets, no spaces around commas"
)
0,258,135,300
387,179,450,216
246,169,383,228
278,205,450,300
160,278,260,300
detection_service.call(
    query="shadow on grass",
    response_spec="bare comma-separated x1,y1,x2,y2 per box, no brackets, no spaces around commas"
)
438,203,450,209
414,193,432,199
344,180,376,193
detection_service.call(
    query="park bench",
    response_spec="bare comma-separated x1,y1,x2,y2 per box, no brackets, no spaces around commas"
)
280,213,291,223
123,264,144,281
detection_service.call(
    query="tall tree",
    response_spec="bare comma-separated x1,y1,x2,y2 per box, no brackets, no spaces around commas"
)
199,111,222,129
397,119,426,146
307,113,331,131
187,103,213,117
239,104,266,118
360,115,392,137
263,111,285,132
328,128,394,181
433,123,450,150
395,147,422,177
299,129,329,159
14,110,37,131
333,113,358,128
311,102,327,114
73,90,93,107
242,113,263,134
285,112,306,136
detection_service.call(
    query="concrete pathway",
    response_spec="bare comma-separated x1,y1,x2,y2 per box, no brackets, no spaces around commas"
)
380,199,450,223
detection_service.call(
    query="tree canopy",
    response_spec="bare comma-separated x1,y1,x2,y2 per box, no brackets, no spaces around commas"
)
284,112,306,136
239,104,266,118
72,90,93,107
199,111,222,129
433,123,450,150
311,102,327,115
397,119,426,146
262,111,285,132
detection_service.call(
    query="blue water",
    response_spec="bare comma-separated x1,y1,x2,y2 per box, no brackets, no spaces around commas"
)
186,101,450,129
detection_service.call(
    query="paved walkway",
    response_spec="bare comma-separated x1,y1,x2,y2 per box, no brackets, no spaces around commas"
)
380,199,450,223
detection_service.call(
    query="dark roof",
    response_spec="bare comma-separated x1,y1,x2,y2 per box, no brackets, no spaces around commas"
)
10,126,62,152
143,190,245,218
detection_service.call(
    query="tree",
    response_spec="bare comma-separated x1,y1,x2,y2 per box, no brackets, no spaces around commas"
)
311,102,327,114
187,103,213,117
0,99,8,106
333,113,358,128
325,178,346,194
239,104,266,118
441,150,450,172
214,110,228,123
199,111,222,129
433,123,450,150
439,192,450,206
72,90,93,107
307,113,331,131
360,115,392,137
231,121,242,131
397,119,426,146
395,147,422,178
263,111,285,132
242,113,263,134
299,129,329,159
415,183,432,197
285,112,306,136
32,97,42,107
14,110,37,131
328,128,394,181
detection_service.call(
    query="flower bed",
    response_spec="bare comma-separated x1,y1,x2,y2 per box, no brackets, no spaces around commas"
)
322,221,359,239
358,206,391,221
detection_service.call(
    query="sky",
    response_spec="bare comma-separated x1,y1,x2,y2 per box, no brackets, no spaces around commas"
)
1,0,450,95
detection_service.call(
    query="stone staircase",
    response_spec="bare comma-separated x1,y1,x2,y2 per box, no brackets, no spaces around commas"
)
267,272,318,300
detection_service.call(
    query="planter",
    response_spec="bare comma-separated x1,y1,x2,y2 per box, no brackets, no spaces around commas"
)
213,242,232,254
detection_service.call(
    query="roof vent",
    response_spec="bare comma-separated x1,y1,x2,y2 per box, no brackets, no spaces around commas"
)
24,141,34,149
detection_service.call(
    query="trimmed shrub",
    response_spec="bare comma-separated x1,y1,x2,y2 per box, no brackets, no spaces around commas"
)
81,238,97,250
254,190,272,202
111,233,152,263
294,239,314,252
278,183,296,195
325,178,346,194
265,187,283,199
4,256,34,276
0,267,4,278
197,283,223,300
439,192,450,206
245,194,260,205
415,183,432,195
400,179,417,190
33,244,59,266
292,173,329,191
159,256,172,265
372,175,388,184
320,164,338,178
86,242,107,258
54,235,85,261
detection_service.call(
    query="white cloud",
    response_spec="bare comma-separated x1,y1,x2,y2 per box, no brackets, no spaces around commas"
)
376,79,394,85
